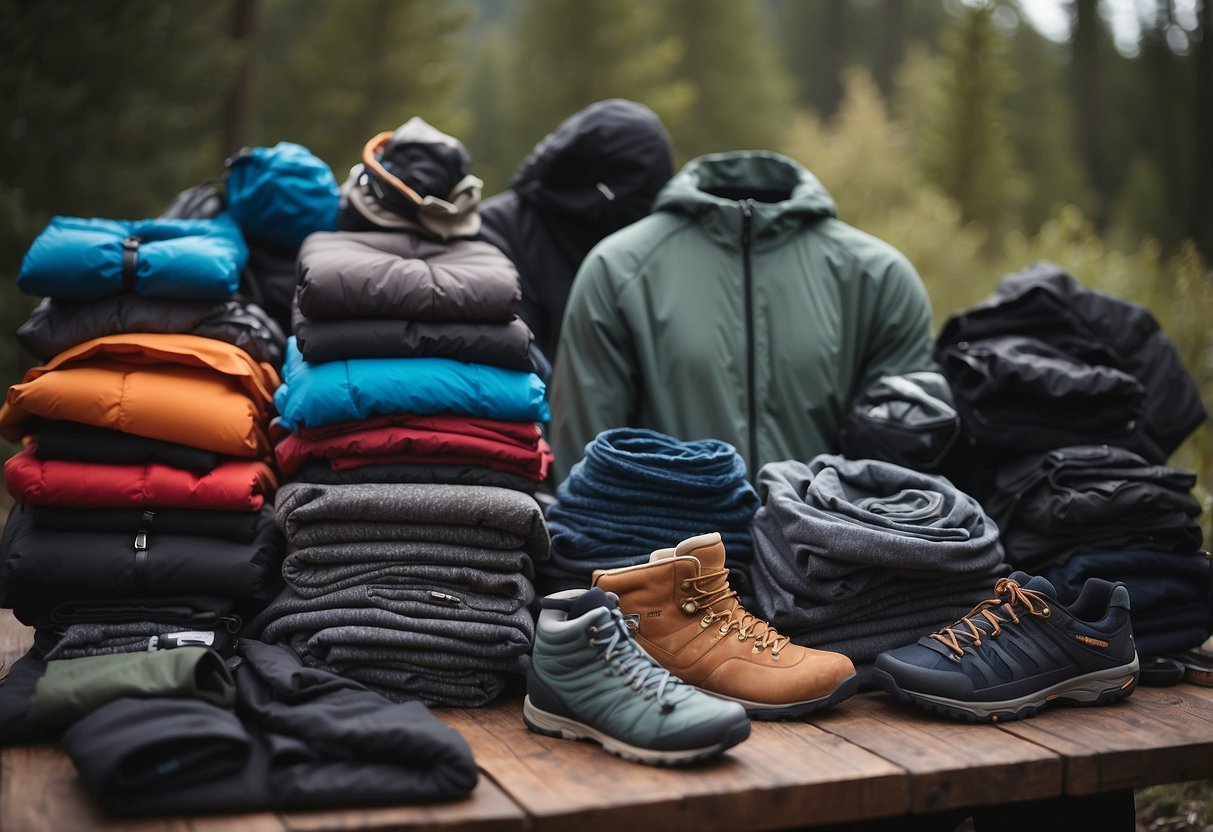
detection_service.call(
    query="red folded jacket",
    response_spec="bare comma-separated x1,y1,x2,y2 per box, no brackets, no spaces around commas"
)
269,412,542,447
4,445,278,511
275,423,551,482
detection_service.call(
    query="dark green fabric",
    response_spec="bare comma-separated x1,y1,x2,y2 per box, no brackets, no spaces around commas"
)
549,150,934,482
29,647,235,730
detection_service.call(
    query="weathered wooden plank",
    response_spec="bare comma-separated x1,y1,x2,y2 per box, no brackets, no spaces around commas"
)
277,776,526,832
441,697,909,832
813,692,1063,814
0,744,287,832
997,684,1213,795
0,610,34,677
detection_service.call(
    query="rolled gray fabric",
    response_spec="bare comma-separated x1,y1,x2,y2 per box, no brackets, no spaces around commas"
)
749,455,1008,680
275,481,549,561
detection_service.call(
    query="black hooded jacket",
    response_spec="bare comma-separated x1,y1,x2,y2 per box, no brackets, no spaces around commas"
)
479,99,674,364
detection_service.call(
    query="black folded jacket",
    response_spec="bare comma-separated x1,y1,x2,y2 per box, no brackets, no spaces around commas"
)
0,504,282,627
33,420,221,474
62,639,478,816
292,294,537,371
17,295,285,368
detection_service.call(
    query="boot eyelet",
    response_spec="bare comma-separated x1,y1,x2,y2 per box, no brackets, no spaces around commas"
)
751,645,763,654
718,625,729,635
770,651,781,661
681,601,698,615
700,614,713,629
680,580,690,590
737,633,747,642
1040,607,1051,618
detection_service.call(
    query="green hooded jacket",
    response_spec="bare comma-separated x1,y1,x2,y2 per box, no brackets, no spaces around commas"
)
549,150,934,482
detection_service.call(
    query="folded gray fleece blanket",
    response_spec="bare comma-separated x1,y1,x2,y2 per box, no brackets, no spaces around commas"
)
275,481,549,561
252,584,532,707
750,455,1008,681
281,542,535,600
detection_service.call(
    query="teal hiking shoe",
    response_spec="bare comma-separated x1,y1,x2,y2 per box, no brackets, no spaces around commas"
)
524,587,751,765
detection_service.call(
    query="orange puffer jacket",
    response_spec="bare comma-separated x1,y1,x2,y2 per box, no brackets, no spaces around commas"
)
0,333,280,458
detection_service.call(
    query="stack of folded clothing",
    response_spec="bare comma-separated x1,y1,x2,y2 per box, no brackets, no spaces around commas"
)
936,263,1210,660
279,229,551,492
251,482,548,707
543,428,760,597
255,120,553,708
748,454,1009,686
985,444,1211,657
0,214,285,659
934,262,1206,500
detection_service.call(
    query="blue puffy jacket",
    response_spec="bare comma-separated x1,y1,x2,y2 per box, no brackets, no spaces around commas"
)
274,338,549,430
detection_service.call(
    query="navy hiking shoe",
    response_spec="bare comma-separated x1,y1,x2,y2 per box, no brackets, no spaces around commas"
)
524,587,751,765
873,572,1139,722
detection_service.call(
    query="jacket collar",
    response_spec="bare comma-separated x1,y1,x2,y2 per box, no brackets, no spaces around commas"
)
653,151,837,249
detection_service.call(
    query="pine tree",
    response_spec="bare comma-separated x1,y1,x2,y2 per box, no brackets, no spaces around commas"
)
507,0,693,155
658,0,794,160
0,0,236,389
1004,16,1093,232
916,2,1025,234
248,0,471,176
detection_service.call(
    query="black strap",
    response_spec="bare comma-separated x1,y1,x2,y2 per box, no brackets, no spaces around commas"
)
121,236,142,292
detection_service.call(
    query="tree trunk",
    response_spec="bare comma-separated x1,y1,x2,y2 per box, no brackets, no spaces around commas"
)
222,0,258,159
877,0,905,96
820,0,846,119
1071,0,1103,202
1193,0,1213,260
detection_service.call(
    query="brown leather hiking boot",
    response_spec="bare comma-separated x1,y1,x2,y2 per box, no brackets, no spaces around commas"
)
592,532,858,720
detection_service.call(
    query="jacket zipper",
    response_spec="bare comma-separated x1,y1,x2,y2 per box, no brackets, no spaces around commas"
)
740,199,757,477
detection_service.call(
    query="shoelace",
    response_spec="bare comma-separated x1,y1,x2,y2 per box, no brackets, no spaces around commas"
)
589,609,691,713
930,577,1051,658
686,568,791,655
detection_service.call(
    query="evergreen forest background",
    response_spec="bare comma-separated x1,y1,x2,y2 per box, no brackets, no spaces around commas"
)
1,0,1211,531
2,2,1213,825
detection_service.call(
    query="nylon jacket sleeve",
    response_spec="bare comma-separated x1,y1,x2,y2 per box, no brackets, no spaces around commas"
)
857,254,934,391
549,252,638,483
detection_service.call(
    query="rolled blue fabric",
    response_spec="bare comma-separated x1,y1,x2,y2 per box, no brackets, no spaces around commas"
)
274,338,549,430
19,215,246,302
546,428,759,576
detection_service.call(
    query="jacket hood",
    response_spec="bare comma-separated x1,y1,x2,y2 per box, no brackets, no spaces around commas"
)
510,99,674,235
654,151,837,247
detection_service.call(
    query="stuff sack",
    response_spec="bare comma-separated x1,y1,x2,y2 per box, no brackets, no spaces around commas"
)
225,142,339,249
18,215,246,302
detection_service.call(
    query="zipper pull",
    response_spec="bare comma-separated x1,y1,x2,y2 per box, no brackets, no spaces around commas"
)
740,199,753,246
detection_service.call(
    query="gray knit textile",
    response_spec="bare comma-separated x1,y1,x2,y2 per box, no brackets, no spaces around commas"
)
749,455,1008,685
252,481,547,706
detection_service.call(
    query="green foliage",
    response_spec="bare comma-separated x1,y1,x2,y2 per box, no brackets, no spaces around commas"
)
248,0,471,177
658,0,794,162
507,0,694,155
1003,18,1094,231
0,0,238,389
915,2,1026,236
459,29,516,193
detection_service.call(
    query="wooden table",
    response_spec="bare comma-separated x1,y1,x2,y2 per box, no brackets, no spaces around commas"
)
2,609,1212,832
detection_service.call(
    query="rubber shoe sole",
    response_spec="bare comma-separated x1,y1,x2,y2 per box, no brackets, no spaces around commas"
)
707,673,860,721
873,657,1140,723
522,695,751,765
